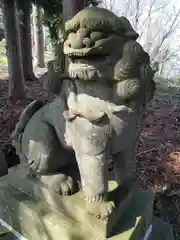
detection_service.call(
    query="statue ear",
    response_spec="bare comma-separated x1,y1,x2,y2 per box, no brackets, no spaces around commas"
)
41,71,63,94
124,31,139,41
40,60,68,94
119,16,139,40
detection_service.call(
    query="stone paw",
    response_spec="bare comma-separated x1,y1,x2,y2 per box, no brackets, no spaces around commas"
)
86,199,115,221
39,174,78,195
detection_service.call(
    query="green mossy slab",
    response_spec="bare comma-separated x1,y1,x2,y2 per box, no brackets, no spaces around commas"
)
3,164,139,238
2,184,154,240
0,164,173,240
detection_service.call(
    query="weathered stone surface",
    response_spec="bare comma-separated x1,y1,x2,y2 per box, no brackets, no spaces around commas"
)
4,6,173,239
2,165,139,238
0,166,173,239
11,6,156,221
150,217,173,240
2,182,154,240
2,169,156,240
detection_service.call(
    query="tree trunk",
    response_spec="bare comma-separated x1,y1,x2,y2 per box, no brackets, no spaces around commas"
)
62,0,85,20
62,0,85,71
44,26,48,51
2,0,25,100
0,8,3,29
32,4,45,68
16,0,38,81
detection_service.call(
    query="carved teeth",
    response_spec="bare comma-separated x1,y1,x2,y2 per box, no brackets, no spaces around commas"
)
91,197,96,203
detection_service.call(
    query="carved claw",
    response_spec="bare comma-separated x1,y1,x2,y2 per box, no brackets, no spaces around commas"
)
38,174,78,196
54,175,76,195
101,201,115,221
86,199,115,221
84,194,105,204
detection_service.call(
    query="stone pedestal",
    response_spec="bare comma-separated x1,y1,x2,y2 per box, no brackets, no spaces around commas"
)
0,164,174,240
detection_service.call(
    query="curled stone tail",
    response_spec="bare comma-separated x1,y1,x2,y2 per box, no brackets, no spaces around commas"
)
11,100,44,153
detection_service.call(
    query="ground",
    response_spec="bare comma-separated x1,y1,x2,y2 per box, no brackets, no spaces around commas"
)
0,59,180,238
137,78,180,240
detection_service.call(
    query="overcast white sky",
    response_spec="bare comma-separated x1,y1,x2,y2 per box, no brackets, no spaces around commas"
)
102,0,180,77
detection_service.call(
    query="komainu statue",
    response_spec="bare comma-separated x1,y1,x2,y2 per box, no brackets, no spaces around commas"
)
11,7,156,220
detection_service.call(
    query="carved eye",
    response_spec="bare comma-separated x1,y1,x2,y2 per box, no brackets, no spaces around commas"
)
90,32,108,42
83,37,93,48
77,28,91,38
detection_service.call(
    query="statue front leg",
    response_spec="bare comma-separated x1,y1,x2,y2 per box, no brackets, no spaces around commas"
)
69,116,115,220
76,151,109,202
76,151,116,220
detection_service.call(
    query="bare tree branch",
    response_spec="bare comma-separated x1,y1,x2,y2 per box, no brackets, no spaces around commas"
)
124,0,131,17
137,0,171,31
151,10,180,61
101,0,180,76
134,0,141,30
101,0,115,11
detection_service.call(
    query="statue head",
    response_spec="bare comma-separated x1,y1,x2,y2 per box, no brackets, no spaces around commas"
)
63,7,139,81
63,7,156,120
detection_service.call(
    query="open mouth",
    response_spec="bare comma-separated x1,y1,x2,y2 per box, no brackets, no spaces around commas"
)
64,32,125,60
64,39,109,58
67,58,115,81
68,54,108,64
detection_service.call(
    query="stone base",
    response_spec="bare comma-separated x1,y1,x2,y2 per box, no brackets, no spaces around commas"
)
1,183,153,240
0,218,173,240
0,225,9,236
0,225,19,240
1,163,142,238
150,217,173,240
0,164,174,240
